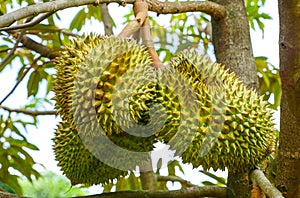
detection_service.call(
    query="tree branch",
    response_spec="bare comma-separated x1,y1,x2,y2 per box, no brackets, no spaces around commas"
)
100,4,114,35
118,0,148,38
76,186,232,198
0,192,27,198
147,0,225,19
0,0,225,28
139,153,157,190
19,35,61,59
0,11,56,31
0,105,56,116
250,169,284,198
0,30,25,68
0,55,41,105
140,17,164,69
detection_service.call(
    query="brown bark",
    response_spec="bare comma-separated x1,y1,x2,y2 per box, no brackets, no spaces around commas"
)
210,0,258,197
100,4,113,35
139,154,157,190
20,35,61,59
250,169,283,197
275,1,300,197
77,186,232,198
0,0,225,28
0,105,56,116
0,192,26,198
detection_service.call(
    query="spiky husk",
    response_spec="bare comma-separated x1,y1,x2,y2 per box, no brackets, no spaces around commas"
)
172,51,275,171
53,35,157,185
53,121,128,185
128,50,276,172
53,34,276,184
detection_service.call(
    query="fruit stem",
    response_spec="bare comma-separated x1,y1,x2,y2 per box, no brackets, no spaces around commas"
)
118,0,148,38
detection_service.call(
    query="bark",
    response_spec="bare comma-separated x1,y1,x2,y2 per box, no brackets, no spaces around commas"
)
0,187,232,198
276,1,300,197
139,170,157,190
0,0,225,28
210,0,259,197
0,192,27,198
139,154,157,190
20,35,61,59
100,4,113,35
250,169,283,197
76,186,232,198
0,105,56,116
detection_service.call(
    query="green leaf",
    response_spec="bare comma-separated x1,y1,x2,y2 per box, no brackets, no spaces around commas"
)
199,170,226,185
8,137,39,150
27,70,41,97
102,182,114,192
69,8,87,31
255,56,281,109
202,181,215,186
128,172,141,190
0,175,22,195
0,181,16,194
25,24,60,33
167,160,184,176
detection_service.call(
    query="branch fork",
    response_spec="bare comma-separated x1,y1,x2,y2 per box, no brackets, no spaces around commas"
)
118,0,164,69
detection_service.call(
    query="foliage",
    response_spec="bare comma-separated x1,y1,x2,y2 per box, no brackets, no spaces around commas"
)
256,56,281,109
18,171,89,198
0,113,40,195
245,0,272,35
0,0,278,195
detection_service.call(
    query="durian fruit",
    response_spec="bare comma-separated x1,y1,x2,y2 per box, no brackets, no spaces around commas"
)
128,50,276,172
172,51,275,171
53,121,127,185
54,34,107,124
53,33,275,185
53,35,158,185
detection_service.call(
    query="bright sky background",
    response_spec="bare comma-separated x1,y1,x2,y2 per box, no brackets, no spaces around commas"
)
0,0,279,194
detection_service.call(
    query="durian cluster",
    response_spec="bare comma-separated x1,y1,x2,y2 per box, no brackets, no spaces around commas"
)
53,34,275,185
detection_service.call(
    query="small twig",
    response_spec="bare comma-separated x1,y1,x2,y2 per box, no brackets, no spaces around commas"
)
60,29,78,37
0,30,26,68
0,11,56,31
118,0,149,38
19,35,61,59
100,4,114,35
118,0,163,69
156,175,197,188
0,105,56,116
140,17,164,69
250,169,284,198
0,56,41,105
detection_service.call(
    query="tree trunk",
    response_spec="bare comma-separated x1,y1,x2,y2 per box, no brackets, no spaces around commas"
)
210,0,258,197
139,154,157,190
275,1,300,197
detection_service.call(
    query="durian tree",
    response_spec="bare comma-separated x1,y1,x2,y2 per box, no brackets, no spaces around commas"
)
0,0,298,198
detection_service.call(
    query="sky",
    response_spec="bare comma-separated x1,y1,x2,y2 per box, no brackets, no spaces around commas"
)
0,0,279,193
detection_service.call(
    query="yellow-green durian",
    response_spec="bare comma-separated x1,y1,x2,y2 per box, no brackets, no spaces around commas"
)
53,33,275,184
128,50,276,172
53,121,128,185
53,35,158,185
